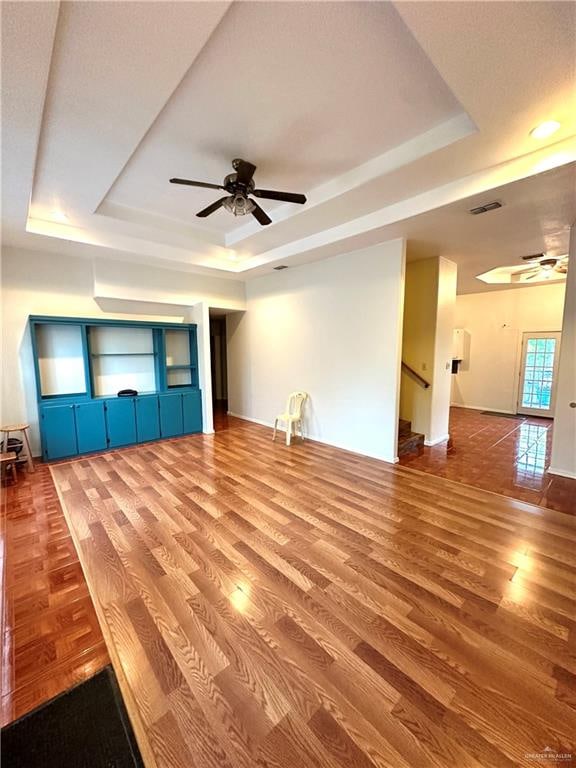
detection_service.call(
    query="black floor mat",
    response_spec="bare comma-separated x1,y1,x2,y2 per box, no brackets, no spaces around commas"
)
1,666,144,768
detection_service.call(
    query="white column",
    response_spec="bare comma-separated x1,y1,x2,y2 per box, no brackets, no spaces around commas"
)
429,258,458,445
549,226,576,478
187,302,214,434
400,256,457,445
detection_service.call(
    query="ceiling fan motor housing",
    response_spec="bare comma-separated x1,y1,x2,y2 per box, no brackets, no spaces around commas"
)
224,173,255,194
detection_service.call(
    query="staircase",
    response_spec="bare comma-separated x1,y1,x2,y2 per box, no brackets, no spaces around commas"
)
398,419,424,457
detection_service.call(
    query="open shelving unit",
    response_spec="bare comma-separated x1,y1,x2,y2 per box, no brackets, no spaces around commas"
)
165,328,197,389
29,316,202,460
88,325,158,398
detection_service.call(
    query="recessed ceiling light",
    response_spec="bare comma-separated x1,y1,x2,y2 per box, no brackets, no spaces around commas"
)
51,210,68,223
530,120,561,139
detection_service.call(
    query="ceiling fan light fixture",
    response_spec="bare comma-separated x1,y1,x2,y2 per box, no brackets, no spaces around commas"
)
530,120,561,139
223,194,255,217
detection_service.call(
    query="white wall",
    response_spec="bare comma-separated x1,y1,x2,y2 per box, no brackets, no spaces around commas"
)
0,246,245,451
227,239,406,463
93,258,245,310
550,227,576,479
451,282,566,414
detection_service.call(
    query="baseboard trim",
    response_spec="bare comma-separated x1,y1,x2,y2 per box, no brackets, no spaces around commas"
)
548,466,576,480
450,404,516,415
228,412,271,429
424,434,450,447
228,412,399,465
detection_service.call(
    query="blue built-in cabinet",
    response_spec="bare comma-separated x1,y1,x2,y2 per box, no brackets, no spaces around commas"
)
106,397,137,448
135,396,160,443
41,404,78,459
30,316,203,461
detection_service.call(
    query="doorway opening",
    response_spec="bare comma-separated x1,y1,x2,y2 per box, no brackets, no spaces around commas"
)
517,331,561,417
209,313,228,431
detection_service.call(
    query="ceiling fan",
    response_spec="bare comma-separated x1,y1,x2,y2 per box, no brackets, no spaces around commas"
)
169,159,307,226
512,253,569,282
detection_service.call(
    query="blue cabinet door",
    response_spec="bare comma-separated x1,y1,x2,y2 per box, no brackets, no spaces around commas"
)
159,393,183,438
75,402,107,454
106,398,137,447
135,396,160,443
182,390,202,434
41,405,78,460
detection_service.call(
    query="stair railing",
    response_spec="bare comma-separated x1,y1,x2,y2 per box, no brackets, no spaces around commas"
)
401,361,430,389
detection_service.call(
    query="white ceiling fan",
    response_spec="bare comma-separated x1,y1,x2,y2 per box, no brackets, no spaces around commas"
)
510,253,569,283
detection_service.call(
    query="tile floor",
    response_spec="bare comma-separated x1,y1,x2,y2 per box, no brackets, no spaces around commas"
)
399,406,576,513
1,463,109,725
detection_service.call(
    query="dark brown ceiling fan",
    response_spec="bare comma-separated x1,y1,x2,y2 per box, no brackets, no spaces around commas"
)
170,158,307,226
512,252,569,281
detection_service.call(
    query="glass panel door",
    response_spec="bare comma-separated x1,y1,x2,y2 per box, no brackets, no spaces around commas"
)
517,332,561,417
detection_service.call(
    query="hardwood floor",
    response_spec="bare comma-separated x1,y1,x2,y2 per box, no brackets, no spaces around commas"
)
42,418,575,768
1,464,109,726
399,407,576,514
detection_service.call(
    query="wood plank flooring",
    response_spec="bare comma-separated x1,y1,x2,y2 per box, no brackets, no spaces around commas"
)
48,418,575,768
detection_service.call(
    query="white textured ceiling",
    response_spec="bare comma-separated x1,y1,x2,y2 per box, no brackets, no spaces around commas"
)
2,0,576,291
105,1,462,233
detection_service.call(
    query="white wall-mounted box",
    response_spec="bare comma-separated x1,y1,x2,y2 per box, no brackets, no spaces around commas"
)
453,328,465,360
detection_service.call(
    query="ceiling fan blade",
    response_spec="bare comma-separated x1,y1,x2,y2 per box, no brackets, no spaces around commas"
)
170,178,224,190
196,197,230,218
253,189,307,204
235,160,257,186
521,253,545,262
250,200,272,226
514,266,541,276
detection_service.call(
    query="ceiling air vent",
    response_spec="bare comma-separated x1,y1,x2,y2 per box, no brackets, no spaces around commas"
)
469,201,503,215
273,265,289,270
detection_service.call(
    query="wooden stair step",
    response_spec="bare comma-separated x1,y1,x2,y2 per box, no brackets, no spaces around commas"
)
398,429,424,457
398,419,412,437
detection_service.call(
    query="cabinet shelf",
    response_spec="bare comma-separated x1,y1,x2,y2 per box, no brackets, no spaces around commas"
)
30,316,201,458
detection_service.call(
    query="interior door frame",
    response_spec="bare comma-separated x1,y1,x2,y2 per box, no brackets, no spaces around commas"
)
517,331,562,417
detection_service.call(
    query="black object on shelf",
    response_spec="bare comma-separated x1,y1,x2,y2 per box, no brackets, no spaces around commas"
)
117,389,138,397
1,666,144,768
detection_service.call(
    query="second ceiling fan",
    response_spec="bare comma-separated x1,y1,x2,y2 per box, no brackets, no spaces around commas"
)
170,159,307,226
512,252,569,281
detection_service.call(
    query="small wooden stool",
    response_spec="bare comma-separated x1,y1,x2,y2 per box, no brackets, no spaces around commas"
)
0,452,18,483
1,424,34,472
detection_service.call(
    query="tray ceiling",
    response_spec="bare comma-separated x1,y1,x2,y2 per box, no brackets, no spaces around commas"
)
2,0,575,291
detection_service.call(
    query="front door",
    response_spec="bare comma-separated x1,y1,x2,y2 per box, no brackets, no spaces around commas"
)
517,332,561,417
